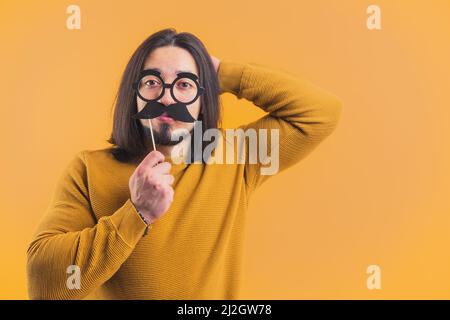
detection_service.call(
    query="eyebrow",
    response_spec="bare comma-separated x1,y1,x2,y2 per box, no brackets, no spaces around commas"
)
145,67,197,76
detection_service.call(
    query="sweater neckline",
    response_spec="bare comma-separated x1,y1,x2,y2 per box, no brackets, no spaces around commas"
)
165,156,189,175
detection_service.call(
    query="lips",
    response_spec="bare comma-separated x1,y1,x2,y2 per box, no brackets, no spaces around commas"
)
158,112,174,123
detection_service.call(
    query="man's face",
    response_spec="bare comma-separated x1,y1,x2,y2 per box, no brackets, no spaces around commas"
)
137,46,201,146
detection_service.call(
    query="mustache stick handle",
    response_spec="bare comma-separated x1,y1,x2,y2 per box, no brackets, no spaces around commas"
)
148,119,156,152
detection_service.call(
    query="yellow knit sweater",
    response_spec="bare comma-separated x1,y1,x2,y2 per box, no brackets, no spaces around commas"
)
26,61,342,299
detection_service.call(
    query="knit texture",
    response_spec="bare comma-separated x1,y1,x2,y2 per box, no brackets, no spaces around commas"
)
26,61,342,299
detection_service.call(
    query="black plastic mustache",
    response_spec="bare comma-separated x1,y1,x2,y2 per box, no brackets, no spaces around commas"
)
132,101,196,123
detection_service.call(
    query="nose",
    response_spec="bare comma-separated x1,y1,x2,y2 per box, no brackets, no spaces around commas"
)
158,86,176,106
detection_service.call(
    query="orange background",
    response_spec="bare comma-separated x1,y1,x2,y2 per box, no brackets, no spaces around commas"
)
1,0,450,299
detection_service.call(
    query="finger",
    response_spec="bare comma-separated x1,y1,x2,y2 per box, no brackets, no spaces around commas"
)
168,186,174,201
140,150,165,168
153,161,171,174
162,185,174,201
161,174,174,186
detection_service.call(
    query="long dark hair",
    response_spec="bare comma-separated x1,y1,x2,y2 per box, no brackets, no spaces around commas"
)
108,28,221,163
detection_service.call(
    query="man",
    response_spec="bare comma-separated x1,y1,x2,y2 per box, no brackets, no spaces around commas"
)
27,28,342,299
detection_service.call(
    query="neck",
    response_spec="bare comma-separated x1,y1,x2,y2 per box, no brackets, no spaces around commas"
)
146,134,192,162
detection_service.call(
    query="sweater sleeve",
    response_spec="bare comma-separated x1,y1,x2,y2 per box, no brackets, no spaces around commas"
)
218,61,343,191
26,151,148,299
